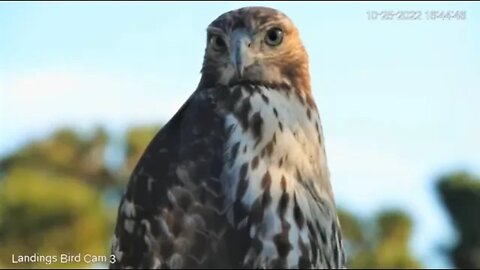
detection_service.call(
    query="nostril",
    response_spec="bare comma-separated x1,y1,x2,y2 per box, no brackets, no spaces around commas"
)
247,42,251,48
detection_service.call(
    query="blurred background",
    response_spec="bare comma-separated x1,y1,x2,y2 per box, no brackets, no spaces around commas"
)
0,1,479,269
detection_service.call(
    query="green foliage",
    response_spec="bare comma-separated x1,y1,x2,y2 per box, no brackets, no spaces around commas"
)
339,208,421,269
0,166,110,268
0,125,163,268
437,171,480,268
0,127,114,189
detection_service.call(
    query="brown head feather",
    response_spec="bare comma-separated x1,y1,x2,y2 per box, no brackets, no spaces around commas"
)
198,7,311,95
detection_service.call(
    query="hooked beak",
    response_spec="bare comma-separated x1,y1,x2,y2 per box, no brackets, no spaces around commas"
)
230,29,253,78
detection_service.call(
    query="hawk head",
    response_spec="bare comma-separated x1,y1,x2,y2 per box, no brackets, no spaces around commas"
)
198,6,311,93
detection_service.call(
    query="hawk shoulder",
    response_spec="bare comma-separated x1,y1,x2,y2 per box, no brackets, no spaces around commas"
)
110,88,232,269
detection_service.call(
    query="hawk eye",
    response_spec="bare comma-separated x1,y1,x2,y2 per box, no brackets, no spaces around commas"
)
265,28,284,46
210,35,226,51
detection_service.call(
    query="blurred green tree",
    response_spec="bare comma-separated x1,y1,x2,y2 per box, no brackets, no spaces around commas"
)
0,166,111,268
0,125,161,268
338,208,421,268
437,171,480,268
0,126,115,189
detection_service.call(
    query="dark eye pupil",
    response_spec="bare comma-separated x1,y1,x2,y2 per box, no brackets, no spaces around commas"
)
210,35,225,51
215,37,225,47
268,30,279,41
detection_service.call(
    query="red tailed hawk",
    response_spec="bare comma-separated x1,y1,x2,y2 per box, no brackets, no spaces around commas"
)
110,6,346,269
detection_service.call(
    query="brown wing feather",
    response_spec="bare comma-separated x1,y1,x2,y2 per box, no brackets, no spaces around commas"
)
109,88,240,269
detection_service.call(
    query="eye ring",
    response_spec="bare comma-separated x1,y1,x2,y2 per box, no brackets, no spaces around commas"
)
210,35,226,51
265,28,284,46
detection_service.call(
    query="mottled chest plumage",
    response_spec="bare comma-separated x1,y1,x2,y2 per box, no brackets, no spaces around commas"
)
216,83,345,268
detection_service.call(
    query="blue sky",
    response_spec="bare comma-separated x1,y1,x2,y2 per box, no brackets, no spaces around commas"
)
1,1,479,268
